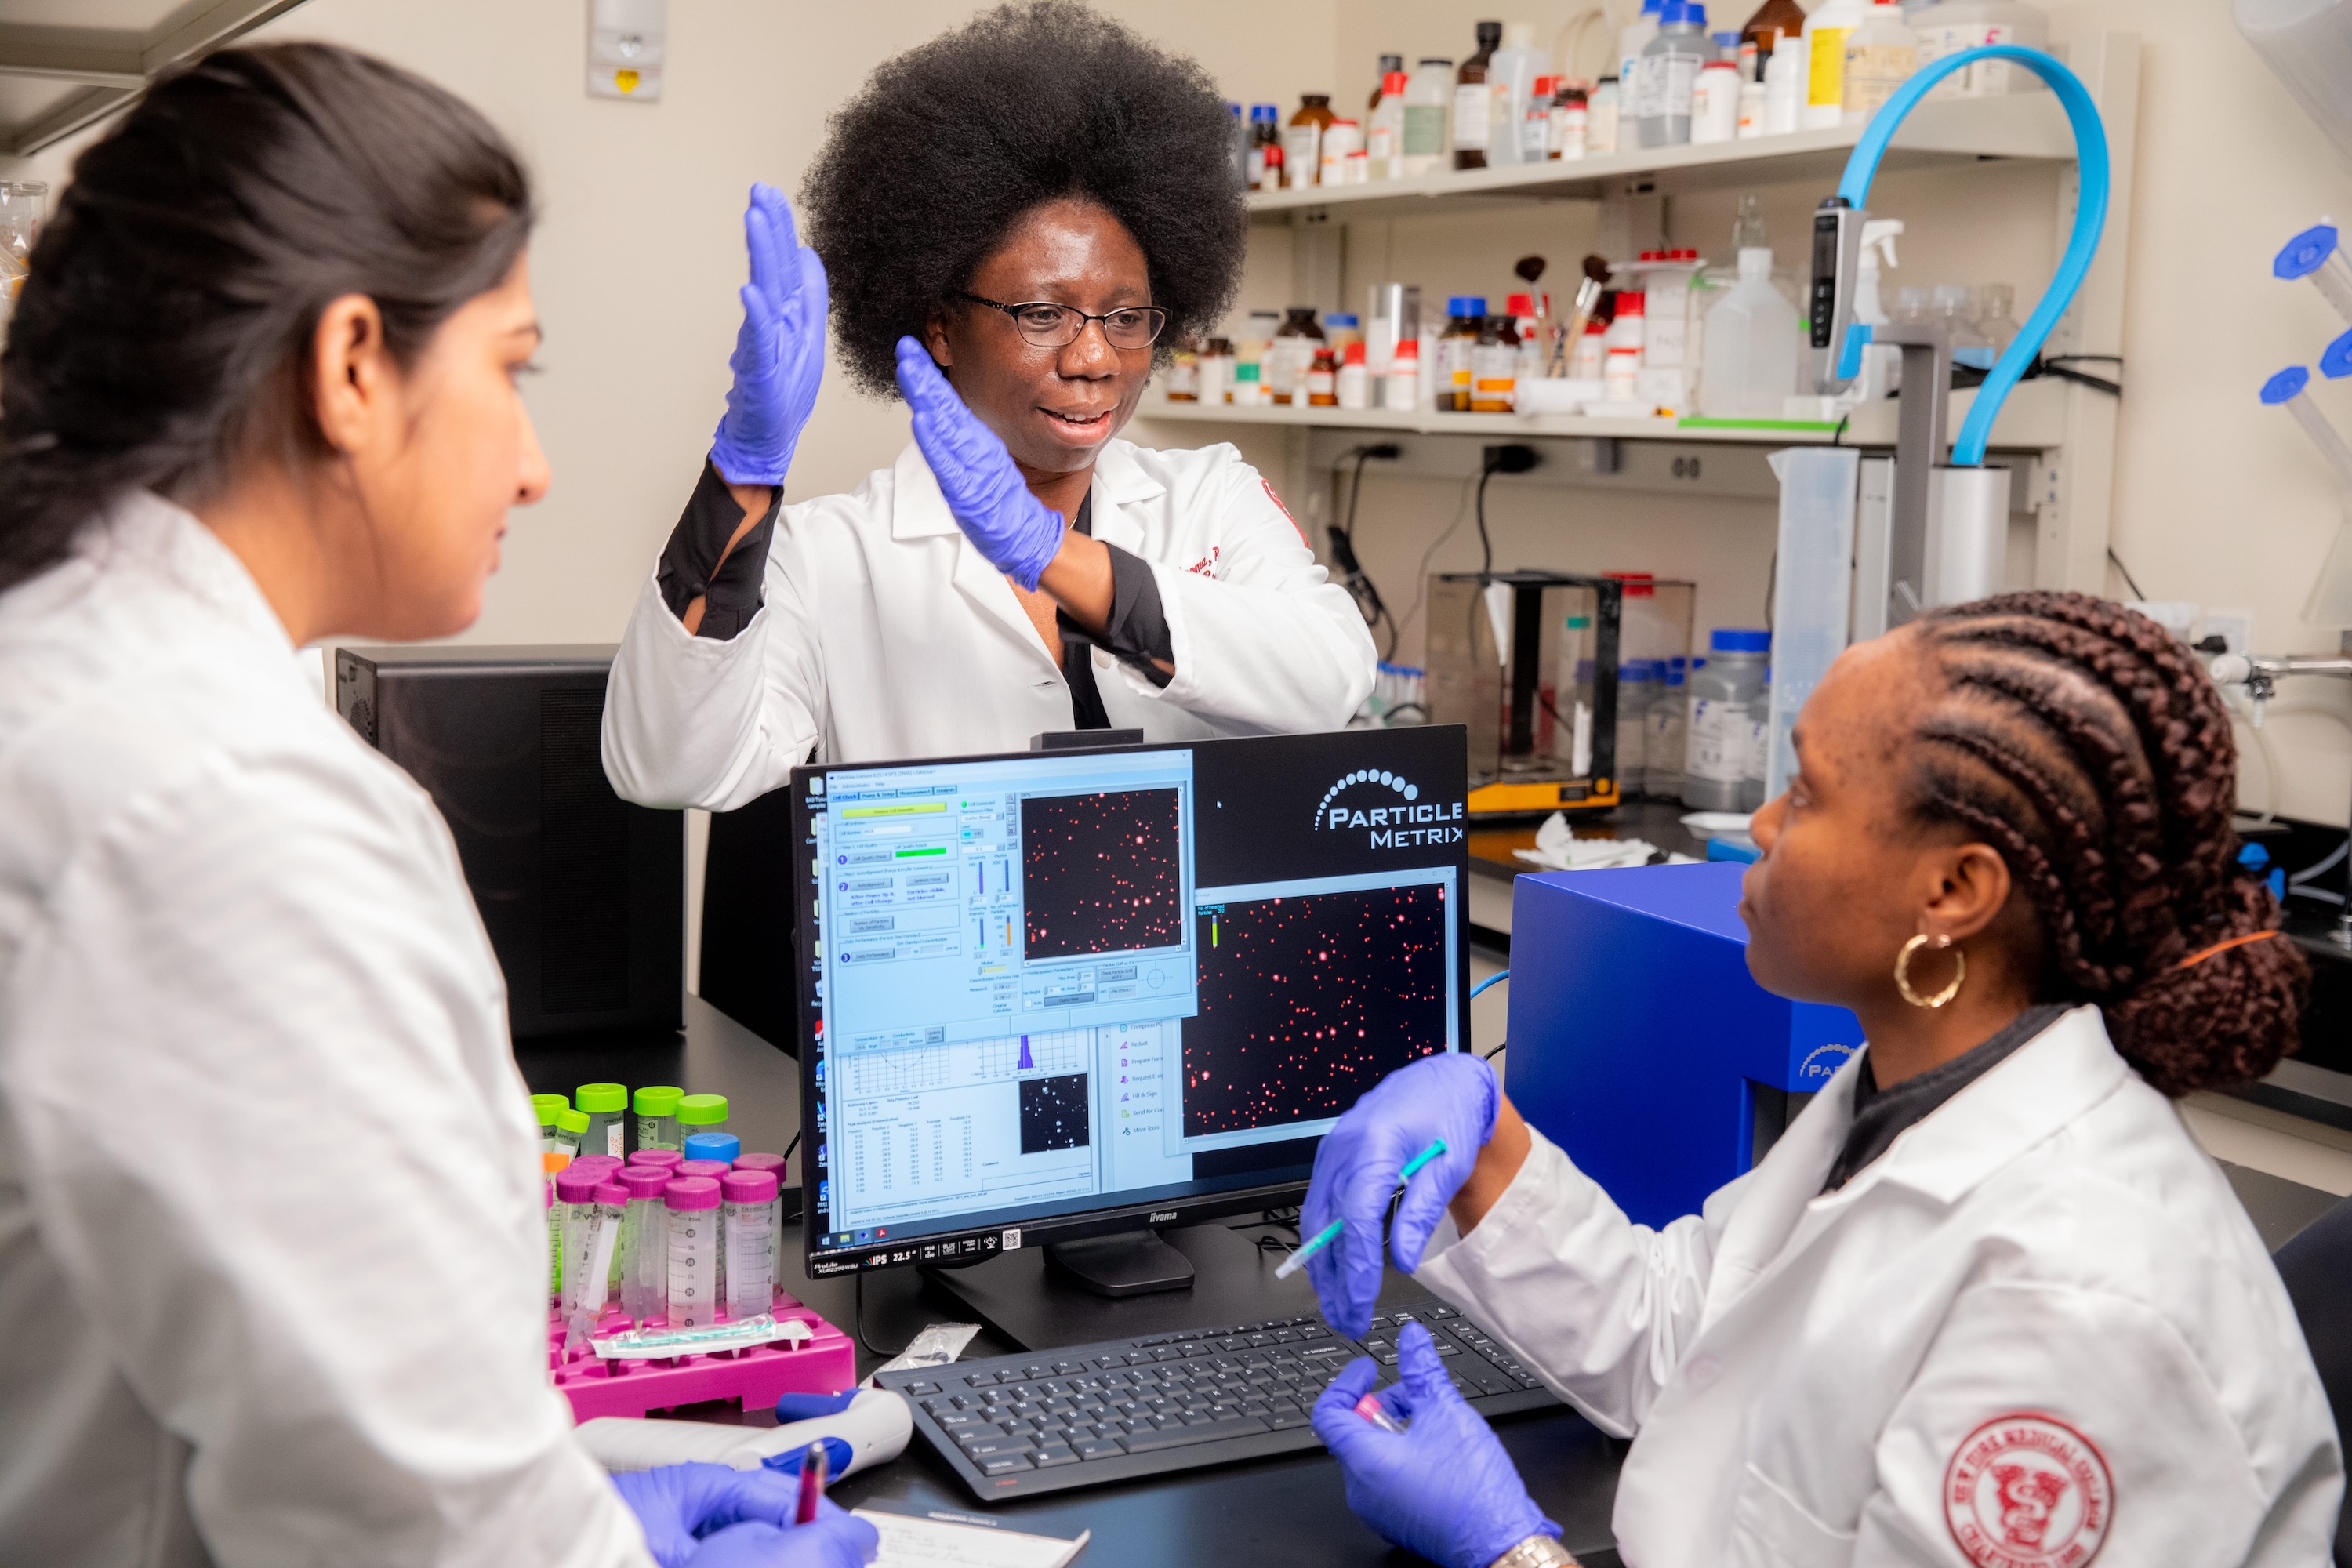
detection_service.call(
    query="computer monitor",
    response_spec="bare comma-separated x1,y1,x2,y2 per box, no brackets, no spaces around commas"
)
793,726,1469,1292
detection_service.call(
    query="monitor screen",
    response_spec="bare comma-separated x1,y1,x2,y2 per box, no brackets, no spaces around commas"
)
793,727,1469,1276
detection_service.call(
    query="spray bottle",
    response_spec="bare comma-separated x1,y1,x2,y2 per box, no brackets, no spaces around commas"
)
1849,218,1904,403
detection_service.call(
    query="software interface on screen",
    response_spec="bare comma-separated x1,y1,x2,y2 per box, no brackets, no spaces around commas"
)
798,739,1465,1273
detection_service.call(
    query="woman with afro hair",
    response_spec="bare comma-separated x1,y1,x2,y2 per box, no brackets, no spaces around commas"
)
604,2,1374,807
1299,593,2339,1568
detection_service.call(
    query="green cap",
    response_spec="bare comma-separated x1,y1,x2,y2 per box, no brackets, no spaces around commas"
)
555,1108,591,1135
575,1082,627,1115
677,1093,730,1127
634,1085,684,1117
531,1093,568,1127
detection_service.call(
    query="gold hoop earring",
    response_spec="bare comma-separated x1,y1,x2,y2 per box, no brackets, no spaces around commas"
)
1895,933,1965,1009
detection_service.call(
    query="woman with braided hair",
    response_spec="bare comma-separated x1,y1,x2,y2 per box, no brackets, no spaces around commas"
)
1296,591,2339,1568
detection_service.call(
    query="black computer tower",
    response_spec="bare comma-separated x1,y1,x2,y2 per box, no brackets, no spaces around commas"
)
334,645,683,1041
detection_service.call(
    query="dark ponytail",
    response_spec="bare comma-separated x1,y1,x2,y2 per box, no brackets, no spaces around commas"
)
1904,591,2308,1096
0,42,532,592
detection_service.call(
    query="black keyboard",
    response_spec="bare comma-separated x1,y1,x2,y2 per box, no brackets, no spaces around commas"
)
872,1303,1555,1500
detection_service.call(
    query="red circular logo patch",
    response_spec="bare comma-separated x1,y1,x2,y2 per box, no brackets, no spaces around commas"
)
1944,1415,2112,1567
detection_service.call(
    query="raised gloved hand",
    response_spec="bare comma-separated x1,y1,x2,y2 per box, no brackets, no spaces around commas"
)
710,182,829,487
1312,1324,1557,1568
1301,1051,1497,1338
893,336,1067,591
681,1511,877,1568
613,1461,874,1568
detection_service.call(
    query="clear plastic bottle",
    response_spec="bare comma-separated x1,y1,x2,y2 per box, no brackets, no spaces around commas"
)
1700,247,1801,418
1842,0,1919,122
1684,629,1769,811
1488,22,1546,165
1403,59,1455,176
1936,281,1995,371
724,1170,780,1319
1975,281,2019,361
1441,296,1486,412
1454,22,1503,169
663,1176,723,1329
1552,616,1595,775
1637,1,1711,148
1646,658,1690,800
1615,660,1658,797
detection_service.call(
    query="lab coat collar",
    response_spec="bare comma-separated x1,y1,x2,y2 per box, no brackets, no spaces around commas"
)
93,491,298,658
1852,1004,2128,1207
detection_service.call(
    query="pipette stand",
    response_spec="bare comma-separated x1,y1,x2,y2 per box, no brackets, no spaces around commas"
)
1868,321,1955,626
548,1289,858,1421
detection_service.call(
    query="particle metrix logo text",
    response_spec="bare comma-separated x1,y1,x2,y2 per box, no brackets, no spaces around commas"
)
1315,769,1466,847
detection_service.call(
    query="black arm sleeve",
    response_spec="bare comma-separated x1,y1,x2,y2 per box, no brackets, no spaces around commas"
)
1058,541,1174,689
655,460,782,641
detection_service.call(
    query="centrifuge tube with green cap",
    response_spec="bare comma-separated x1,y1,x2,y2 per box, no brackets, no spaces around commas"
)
532,1094,569,1153
619,1167,670,1324
722,1170,779,1319
551,1108,589,1164
677,1093,729,1138
576,1083,629,1159
634,1085,684,1152
664,1176,723,1328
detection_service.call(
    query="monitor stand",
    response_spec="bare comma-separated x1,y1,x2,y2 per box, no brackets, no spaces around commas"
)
923,1220,1323,1351
1044,1231,1196,1298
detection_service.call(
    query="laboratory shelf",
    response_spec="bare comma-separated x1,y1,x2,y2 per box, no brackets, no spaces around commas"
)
1244,93,2078,226
1132,377,2068,452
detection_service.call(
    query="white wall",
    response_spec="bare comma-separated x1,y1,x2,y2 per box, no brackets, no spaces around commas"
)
9,0,2352,823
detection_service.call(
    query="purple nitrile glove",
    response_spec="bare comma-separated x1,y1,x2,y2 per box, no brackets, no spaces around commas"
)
1311,1324,1557,1568
893,335,1067,591
1301,1051,1498,1338
681,1512,878,1568
613,1461,873,1568
710,182,829,487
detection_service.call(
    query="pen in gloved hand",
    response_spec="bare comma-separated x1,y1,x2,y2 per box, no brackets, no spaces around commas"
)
1276,1138,1449,1280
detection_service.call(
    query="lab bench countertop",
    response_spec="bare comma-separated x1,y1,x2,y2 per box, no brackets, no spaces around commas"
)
518,999,1632,1567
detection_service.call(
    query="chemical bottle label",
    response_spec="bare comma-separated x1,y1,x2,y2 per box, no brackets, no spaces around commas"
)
1688,696,1744,783
1403,103,1447,158
1452,85,1490,148
1807,27,1850,108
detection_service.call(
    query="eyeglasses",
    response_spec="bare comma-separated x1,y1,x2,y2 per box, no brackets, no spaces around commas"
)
956,292,1169,350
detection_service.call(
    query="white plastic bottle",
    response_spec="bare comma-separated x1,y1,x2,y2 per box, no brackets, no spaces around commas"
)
1911,0,2050,99
1602,293,1646,401
1762,35,1805,133
1700,247,1801,418
1637,1,1711,149
1487,22,1546,165
1801,0,1871,131
1842,0,1919,122
1692,56,1742,143
1337,341,1372,408
1403,58,1454,176
1618,0,1664,96
1588,76,1623,154
1368,67,1410,177
1384,336,1422,410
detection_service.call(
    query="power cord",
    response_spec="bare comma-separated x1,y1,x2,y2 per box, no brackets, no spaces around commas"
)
1328,443,1401,657
2106,548,2147,601
1475,445,1540,579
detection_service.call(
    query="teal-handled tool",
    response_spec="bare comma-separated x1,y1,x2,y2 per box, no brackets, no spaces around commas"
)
1274,1138,1449,1280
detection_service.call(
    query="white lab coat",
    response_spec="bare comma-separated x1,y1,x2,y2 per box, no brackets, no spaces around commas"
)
0,495,648,1567
1418,1007,2343,1566
601,437,1376,810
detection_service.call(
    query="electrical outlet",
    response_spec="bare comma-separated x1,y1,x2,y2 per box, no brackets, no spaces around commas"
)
2203,610,2253,656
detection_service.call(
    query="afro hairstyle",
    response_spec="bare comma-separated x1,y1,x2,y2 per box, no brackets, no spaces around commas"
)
800,1,1247,400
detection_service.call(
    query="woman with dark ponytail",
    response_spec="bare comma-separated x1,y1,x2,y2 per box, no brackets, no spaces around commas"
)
1298,592,2339,1568
0,44,869,1568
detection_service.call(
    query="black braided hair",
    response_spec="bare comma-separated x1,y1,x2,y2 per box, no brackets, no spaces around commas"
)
1904,592,2307,1095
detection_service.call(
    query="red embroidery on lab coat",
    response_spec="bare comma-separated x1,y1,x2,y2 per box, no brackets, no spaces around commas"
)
1944,1414,2112,1566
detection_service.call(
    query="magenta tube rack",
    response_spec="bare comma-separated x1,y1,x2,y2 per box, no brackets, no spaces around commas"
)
548,1290,856,1421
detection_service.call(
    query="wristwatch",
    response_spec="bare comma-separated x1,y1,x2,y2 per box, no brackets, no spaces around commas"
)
1490,1535,1579,1568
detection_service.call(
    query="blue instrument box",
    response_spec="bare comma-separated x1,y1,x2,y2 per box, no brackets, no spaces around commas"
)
1504,862,1864,1227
